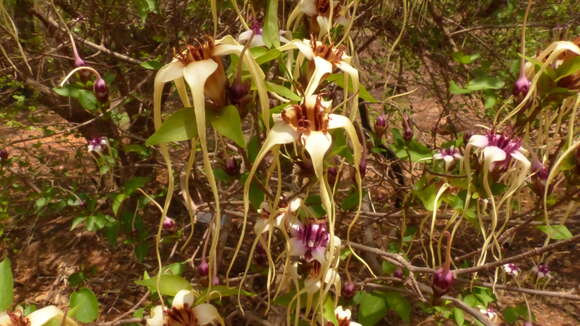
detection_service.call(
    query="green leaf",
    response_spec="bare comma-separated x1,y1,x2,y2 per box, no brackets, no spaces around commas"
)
503,304,528,324
146,108,197,146
256,49,282,65
413,178,437,211
536,224,573,240
112,177,149,215
0,258,14,311
340,188,359,211
381,261,397,275
194,285,255,305
135,274,192,296
69,288,100,323
452,52,480,65
323,296,338,326
466,75,505,91
263,0,280,48
208,105,245,147
326,73,377,102
555,56,580,81
449,81,472,95
383,291,411,322
140,60,163,70
453,307,464,326
356,292,388,326
266,81,301,101
77,89,98,111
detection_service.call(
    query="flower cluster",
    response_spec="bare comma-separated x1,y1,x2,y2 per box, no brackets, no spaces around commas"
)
87,137,108,153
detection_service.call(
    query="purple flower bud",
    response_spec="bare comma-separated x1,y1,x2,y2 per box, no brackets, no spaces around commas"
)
533,263,550,278
531,159,549,181
432,267,455,296
327,166,338,185
393,268,404,279
0,149,8,162
197,259,209,276
212,275,220,286
403,114,413,141
342,281,356,298
162,217,177,232
513,74,531,97
359,156,367,178
228,80,251,106
93,78,108,102
374,114,387,138
225,157,240,176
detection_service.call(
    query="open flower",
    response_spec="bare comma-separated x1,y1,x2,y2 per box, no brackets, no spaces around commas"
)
479,307,498,322
289,219,330,263
255,197,302,235
502,263,520,276
146,290,223,326
289,0,348,36
238,21,290,48
87,136,108,153
334,306,362,326
280,38,359,106
532,264,551,279
0,306,77,326
468,131,530,172
433,147,462,171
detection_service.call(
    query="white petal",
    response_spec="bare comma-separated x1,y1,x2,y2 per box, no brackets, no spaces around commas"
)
350,322,363,326
250,35,266,47
510,150,531,167
433,153,444,160
192,303,223,325
213,44,244,57
443,155,454,170
155,60,184,84
146,306,165,326
482,146,507,164
288,198,302,212
316,16,330,35
289,238,307,257
311,246,326,264
305,57,334,97
304,278,322,294
27,306,65,326
279,39,314,60
301,0,318,16
0,313,11,326
238,30,253,43
303,131,332,177
173,289,194,309
469,135,489,148
254,219,270,234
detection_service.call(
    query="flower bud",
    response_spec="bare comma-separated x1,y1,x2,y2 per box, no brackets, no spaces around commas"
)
225,157,240,177
197,259,209,276
374,114,387,139
359,156,367,178
513,74,531,97
327,166,338,185
0,149,8,162
212,275,221,286
432,267,455,296
402,114,413,141
162,217,177,232
93,78,108,102
393,268,404,279
342,281,356,298
228,80,251,106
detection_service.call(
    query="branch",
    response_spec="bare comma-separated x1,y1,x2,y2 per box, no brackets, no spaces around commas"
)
29,8,142,65
454,234,580,275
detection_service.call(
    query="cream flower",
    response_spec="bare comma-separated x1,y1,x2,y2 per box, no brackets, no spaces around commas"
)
0,306,77,326
433,147,463,171
146,290,223,326
335,306,362,326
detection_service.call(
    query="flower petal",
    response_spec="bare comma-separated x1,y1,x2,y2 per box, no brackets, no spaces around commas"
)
305,57,334,97
0,313,10,326
146,306,165,326
468,134,489,148
155,60,184,84
254,219,270,234
301,0,318,16
510,150,531,168
483,146,507,164
289,238,307,257
173,289,194,309
311,246,326,264
27,306,69,326
192,303,224,326
279,39,314,60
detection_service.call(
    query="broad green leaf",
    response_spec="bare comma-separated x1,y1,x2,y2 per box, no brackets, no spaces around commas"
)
266,81,301,101
256,49,282,65
381,261,397,275
340,188,359,211
555,56,580,81
146,108,197,145
355,292,388,326
383,291,411,323
77,89,98,111
326,73,377,102
449,81,472,95
453,307,464,326
536,224,572,240
465,75,505,91
263,0,280,48
140,60,163,70
0,258,13,311
208,105,245,148
452,52,480,65
136,274,192,296
503,304,528,324
323,296,338,326
413,178,437,211
194,285,255,304
70,288,100,323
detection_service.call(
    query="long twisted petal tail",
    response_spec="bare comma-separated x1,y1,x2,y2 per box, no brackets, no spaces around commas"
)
182,59,222,282
227,121,296,284
337,61,360,121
